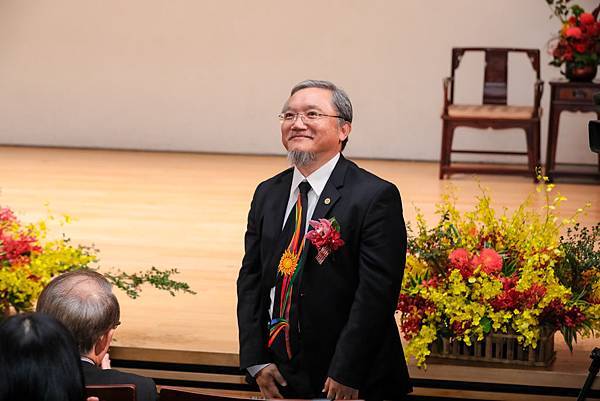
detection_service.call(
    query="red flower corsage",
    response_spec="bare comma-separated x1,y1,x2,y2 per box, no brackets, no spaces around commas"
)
305,217,344,264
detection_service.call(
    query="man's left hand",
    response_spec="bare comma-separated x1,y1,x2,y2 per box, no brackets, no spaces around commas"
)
323,377,359,400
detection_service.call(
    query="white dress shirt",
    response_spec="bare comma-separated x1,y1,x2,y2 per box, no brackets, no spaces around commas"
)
248,153,340,377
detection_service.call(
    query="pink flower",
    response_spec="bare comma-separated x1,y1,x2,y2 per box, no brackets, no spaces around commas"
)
449,248,470,269
0,232,42,265
472,248,503,275
305,218,344,251
566,27,583,39
448,248,474,279
0,207,17,223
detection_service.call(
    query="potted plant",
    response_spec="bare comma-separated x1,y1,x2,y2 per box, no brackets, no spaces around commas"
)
397,179,599,368
0,205,194,317
547,0,600,81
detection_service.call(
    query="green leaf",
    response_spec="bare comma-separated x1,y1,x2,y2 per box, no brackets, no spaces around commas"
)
330,217,341,232
480,317,492,334
103,267,196,299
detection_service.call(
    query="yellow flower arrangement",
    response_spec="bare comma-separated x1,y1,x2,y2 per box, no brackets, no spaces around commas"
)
397,179,599,367
0,206,194,316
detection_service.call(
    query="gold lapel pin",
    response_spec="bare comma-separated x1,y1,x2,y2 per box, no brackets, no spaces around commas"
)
324,198,331,205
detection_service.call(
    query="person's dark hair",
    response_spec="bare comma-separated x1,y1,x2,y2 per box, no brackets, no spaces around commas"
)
36,270,120,354
0,313,86,401
288,79,353,151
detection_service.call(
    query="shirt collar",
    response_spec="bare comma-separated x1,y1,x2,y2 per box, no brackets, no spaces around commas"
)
290,153,340,197
80,356,95,366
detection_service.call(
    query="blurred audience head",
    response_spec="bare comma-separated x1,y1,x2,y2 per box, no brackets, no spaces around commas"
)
0,313,88,401
36,270,120,364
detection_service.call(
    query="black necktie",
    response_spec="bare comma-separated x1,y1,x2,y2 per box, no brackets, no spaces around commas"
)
270,181,311,359
296,181,311,243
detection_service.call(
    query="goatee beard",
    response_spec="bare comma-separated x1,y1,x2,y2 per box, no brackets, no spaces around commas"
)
287,150,316,168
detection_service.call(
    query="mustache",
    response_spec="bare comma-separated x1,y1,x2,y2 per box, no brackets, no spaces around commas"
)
287,133,314,140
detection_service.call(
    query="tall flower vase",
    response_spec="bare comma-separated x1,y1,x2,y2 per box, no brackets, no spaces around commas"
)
564,62,598,82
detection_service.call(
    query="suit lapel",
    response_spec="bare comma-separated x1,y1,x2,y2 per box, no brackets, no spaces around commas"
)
264,170,293,239
306,155,349,260
263,169,293,285
310,155,348,222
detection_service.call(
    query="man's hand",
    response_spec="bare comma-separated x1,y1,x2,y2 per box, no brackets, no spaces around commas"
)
255,364,287,398
323,377,359,400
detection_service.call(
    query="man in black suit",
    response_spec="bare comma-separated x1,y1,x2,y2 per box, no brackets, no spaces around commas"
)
237,80,411,400
37,270,158,401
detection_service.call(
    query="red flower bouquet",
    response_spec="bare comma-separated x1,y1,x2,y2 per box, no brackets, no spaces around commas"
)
547,1,600,80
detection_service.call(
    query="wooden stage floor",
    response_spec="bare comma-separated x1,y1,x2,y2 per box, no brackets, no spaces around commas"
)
1,146,600,398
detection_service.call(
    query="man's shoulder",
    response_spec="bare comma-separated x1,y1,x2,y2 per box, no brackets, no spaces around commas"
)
344,157,399,193
253,166,293,194
261,166,294,186
82,364,156,389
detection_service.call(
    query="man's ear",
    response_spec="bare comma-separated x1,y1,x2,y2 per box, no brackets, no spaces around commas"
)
338,122,351,143
94,329,115,357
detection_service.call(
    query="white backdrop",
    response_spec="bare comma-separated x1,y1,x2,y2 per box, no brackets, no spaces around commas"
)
0,0,597,164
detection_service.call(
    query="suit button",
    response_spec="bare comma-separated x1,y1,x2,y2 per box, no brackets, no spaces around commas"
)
300,292,305,297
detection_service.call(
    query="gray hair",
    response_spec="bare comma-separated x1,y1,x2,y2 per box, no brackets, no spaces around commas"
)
36,270,120,355
287,79,353,150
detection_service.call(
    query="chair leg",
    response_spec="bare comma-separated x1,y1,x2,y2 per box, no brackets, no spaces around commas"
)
534,122,541,181
525,126,537,182
439,120,454,179
439,121,448,179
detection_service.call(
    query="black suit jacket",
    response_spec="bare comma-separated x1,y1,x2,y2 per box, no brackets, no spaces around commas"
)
81,361,158,401
237,155,411,399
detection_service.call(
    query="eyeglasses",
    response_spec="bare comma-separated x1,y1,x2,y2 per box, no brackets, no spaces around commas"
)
278,111,343,124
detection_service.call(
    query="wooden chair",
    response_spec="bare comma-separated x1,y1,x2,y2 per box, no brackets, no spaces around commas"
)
86,384,136,401
440,47,544,181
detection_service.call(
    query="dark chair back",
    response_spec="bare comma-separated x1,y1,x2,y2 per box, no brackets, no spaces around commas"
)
159,387,255,401
86,384,136,401
449,47,541,106
159,386,365,401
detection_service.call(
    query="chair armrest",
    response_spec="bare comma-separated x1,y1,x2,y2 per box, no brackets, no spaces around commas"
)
533,79,544,116
443,77,453,113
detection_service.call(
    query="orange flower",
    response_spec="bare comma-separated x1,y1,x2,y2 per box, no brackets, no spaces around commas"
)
278,249,299,276
566,26,583,39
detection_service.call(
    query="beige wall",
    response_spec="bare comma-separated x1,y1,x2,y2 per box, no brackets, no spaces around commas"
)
0,0,598,164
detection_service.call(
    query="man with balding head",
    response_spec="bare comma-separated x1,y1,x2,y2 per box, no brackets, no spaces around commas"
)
37,270,157,401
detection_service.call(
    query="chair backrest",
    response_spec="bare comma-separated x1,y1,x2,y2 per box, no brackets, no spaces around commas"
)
86,384,136,401
159,387,364,401
449,47,541,105
159,387,256,401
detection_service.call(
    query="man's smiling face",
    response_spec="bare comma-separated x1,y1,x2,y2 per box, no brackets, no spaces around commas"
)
281,87,349,168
